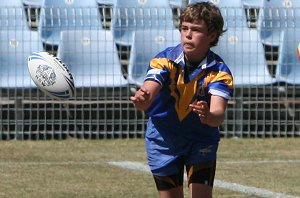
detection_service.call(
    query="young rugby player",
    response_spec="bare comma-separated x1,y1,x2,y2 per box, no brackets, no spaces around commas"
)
131,2,234,197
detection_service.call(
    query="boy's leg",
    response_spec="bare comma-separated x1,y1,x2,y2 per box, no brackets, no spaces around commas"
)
153,171,184,198
145,119,186,197
189,183,212,198
186,160,216,198
159,186,184,198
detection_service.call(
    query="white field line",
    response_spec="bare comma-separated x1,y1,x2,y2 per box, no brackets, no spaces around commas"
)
219,160,300,164
0,161,105,167
0,159,299,167
108,161,300,198
0,160,299,197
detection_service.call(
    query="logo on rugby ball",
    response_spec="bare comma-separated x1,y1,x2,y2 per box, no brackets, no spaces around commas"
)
35,64,56,87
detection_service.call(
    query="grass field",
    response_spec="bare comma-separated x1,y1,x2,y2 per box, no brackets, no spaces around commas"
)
0,138,299,198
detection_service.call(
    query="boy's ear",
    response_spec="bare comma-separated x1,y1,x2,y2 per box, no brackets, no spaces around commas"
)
208,31,217,42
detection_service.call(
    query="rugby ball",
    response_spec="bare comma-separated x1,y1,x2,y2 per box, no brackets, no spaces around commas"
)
28,52,75,99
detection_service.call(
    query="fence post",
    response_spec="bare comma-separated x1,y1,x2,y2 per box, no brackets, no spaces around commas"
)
234,90,243,137
15,98,24,140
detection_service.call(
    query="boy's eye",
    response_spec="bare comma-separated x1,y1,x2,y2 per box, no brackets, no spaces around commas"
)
181,26,188,31
195,28,203,32
181,26,204,33
191,28,199,32
191,27,204,32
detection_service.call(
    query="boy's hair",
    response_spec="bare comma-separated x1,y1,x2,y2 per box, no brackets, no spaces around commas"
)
179,2,226,47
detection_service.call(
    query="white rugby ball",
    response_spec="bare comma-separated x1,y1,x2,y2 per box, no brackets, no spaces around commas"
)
28,52,75,99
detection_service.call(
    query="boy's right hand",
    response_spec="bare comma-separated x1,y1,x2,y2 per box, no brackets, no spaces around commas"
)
130,86,150,102
130,80,162,111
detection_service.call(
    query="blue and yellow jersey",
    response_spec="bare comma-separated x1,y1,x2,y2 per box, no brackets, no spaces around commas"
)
144,44,234,143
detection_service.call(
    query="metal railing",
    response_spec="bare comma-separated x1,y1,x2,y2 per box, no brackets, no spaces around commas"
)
0,2,300,139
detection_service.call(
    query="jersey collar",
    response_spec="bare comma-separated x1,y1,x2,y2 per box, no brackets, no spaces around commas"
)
169,44,217,70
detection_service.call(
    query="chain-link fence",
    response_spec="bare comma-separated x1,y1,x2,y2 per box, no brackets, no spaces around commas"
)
0,0,299,139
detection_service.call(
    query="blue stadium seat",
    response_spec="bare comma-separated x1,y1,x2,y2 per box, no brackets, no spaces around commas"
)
189,0,243,7
257,0,300,84
169,0,182,29
39,0,102,54
242,0,263,28
0,0,28,30
0,0,23,7
22,0,43,30
212,28,275,86
96,0,114,4
0,30,43,88
276,28,300,85
258,0,300,41
189,0,247,28
22,0,43,6
0,0,43,88
112,0,176,45
57,30,128,88
96,0,114,30
169,0,183,7
242,0,263,7
127,29,181,86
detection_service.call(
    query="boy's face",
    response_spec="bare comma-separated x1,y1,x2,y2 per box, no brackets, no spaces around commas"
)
180,20,216,62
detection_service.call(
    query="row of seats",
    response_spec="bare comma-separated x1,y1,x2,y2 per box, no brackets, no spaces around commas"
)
0,1,42,88
0,0,300,90
57,30,128,88
0,0,181,89
192,0,300,86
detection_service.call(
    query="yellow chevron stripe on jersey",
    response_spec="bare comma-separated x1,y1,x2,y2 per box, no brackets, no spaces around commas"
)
150,58,173,70
171,71,208,121
149,57,233,122
204,71,234,89
150,58,201,121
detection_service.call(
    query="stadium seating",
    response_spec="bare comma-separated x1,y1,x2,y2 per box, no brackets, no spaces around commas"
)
189,0,248,28
0,0,23,7
127,29,181,86
169,0,182,29
0,0,43,88
96,0,114,4
22,0,43,30
243,0,263,6
0,30,43,88
242,0,263,28
169,0,183,7
0,0,28,30
212,27,275,86
257,0,300,84
275,29,300,85
259,0,300,41
112,0,176,45
23,0,43,5
39,0,102,54
57,30,128,88
96,0,114,30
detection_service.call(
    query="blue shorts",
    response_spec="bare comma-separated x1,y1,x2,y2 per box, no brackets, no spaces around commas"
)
145,118,219,176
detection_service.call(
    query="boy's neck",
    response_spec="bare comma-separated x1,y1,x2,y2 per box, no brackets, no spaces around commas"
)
184,54,206,68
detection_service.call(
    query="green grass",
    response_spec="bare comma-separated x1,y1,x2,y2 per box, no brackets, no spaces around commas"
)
0,138,299,198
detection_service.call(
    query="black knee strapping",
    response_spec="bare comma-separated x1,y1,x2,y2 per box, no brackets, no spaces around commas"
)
153,173,184,190
187,160,216,187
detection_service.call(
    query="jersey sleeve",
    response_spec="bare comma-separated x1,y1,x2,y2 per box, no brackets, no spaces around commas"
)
144,58,172,86
206,64,234,100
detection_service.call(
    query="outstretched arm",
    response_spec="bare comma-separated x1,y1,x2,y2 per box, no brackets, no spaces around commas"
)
130,80,161,111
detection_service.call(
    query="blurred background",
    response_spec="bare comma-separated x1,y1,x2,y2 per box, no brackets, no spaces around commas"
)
0,0,300,140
